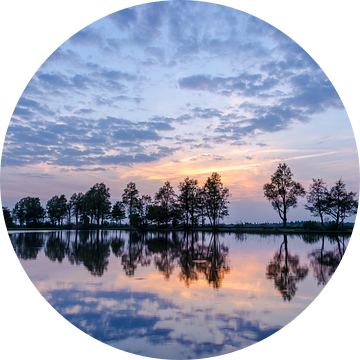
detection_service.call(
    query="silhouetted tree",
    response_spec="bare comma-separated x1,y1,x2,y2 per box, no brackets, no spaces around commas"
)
263,163,305,227
132,195,152,229
46,195,67,226
324,179,358,227
111,201,126,225
66,198,74,225
305,178,327,226
23,197,45,227
155,181,176,227
146,205,166,226
196,188,207,227
70,192,84,227
12,199,27,226
84,183,111,226
202,172,230,229
2,206,13,227
178,177,199,228
122,182,139,226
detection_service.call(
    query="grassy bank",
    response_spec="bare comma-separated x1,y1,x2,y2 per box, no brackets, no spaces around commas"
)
6,225,353,235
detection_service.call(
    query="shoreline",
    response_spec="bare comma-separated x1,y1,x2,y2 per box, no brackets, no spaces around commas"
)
6,226,353,235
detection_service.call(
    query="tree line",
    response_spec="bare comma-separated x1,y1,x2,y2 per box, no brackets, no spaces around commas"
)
2,164,358,229
263,163,358,228
3,172,231,229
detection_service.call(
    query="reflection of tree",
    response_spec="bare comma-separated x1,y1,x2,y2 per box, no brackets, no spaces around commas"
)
148,232,180,280
110,230,125,257
234,232,247,242
45,231,69,263
177,232,230,289
308,235,347,285
10,232,45,260
81,231,111,276
301,234,322,244
121,231,151,276
178,232,198,286
195,233,230,289
266,234,309,301
67,230,82,265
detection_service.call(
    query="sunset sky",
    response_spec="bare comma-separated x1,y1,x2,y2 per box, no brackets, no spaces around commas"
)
1,1,358,223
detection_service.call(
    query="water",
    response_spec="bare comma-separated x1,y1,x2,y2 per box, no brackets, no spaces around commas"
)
8,230,348,359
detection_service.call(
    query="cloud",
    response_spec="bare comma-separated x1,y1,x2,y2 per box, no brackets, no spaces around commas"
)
16,97,55,116
46,48,80,64
18,172,55,179
191,107,223,119
145,122,175,131
108,8,138,30
179,73,278,97
113,129,161,142
98,68,137,82
37,72,91,90
256,142,269,147
69,27,104,47
108,2,169,47
149,114,191,124
144,46,165,62
74,108,95,115
61,167,107,173
190,144,214,149
2,113,185,168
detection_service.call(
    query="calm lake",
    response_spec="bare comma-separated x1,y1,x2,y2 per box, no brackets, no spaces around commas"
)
8,230,349,359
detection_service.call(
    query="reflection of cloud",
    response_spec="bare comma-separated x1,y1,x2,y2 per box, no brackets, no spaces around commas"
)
45,286,280,359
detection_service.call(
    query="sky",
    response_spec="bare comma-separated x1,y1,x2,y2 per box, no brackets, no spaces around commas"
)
1,0,358,223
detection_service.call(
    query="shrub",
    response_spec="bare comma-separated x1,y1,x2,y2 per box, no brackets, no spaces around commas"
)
302,221,322,230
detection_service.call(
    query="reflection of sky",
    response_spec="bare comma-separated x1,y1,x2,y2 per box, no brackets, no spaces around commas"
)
14,231,346,359
1,1,358,223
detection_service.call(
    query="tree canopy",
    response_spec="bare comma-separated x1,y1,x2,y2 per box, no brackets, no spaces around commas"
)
324,179,358,227
304,178,327,226
202,172,230,228
263,163,305,227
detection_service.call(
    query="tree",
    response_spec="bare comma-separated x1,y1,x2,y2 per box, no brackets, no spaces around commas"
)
84,183,111,226
46,195,67,226
66,198,74,225
324,179,358,227
46,196,58,226
146,205,166,227
133,195,152,229
196,187,207,227
155,181,176,227
122,182,139,226
70,192,84,227
111,201,126,226
57,195,67,226
12,199,27,226
21,197,44,227
2,207,13,227
178,177,199,228
263,163,305,227
202,172,230,229
304,178,327,226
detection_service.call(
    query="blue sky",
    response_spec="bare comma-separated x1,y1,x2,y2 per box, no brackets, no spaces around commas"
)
1,0,358,223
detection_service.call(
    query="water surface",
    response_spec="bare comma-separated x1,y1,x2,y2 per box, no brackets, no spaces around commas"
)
9,230,348,359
